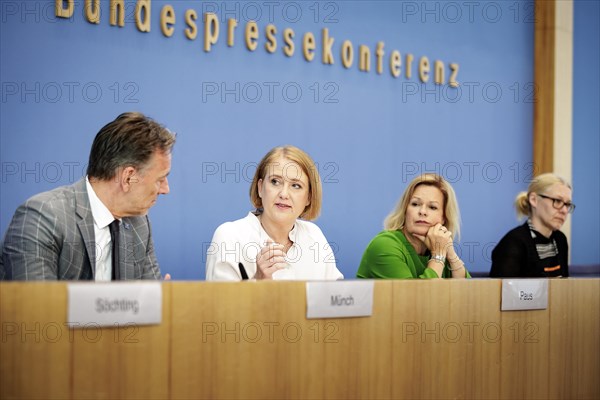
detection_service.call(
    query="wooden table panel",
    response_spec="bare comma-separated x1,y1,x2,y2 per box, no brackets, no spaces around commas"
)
70,283,171,399
548,278,600,399
170,281,393,400
0,283,71,400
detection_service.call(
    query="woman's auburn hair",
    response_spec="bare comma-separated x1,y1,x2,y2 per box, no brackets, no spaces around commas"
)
249,145,323,221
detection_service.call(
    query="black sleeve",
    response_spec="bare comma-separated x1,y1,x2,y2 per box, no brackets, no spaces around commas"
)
489,231,527,277
556,231,569,278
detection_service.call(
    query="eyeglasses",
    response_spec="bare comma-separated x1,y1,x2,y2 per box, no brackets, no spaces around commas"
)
537,194,576,213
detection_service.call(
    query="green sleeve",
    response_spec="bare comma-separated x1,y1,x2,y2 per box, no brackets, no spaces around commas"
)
441,265,472,278
419,267,441,279
357,232,422,279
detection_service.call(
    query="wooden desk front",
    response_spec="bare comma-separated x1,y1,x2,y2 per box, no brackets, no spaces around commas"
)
1,279,598,399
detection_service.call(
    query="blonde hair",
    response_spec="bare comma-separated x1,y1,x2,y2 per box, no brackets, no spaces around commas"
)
249,145,322,221
384,173,461,240
515,173,572,218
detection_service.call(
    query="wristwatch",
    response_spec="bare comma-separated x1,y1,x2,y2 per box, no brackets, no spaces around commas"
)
430,254,446,265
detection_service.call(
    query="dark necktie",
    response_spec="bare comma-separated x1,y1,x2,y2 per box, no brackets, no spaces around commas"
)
109,220,120,280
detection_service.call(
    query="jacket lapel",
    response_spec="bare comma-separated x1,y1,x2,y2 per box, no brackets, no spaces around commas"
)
74,178,97,276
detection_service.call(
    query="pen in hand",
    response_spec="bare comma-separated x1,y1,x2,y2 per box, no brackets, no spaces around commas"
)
238,262,249,280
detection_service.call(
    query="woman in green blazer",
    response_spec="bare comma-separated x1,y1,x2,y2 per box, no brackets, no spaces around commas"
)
357,173,470,279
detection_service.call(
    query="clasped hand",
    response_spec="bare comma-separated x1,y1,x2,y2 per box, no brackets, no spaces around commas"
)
419,223,456,259
254,240,288,280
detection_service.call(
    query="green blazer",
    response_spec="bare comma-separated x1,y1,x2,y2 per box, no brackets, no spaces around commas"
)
356,230,470,279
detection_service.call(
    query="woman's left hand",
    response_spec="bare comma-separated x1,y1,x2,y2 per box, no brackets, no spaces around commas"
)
423,223,454,257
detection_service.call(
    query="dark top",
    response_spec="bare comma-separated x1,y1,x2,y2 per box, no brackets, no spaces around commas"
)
490,222,569,278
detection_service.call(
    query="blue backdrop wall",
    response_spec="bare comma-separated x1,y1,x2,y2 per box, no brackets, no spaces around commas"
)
1,0,578,279
572,0,600,268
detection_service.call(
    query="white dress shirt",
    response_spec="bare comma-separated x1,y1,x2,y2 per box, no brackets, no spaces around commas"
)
206,212,344,281
86,177,117,281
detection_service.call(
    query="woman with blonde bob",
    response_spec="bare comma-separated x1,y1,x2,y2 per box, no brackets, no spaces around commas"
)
490,173,574,277
206,145,343,281
357,174,469,279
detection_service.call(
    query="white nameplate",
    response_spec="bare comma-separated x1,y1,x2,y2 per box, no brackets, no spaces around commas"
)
501,279,548,311
67,282,162,327
306,281,374,319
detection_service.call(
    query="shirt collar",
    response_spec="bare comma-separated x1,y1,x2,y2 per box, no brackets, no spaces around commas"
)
289,223,298,241
86,176,117,229
249,211,297,243
527,219,557,242
527,219,537,238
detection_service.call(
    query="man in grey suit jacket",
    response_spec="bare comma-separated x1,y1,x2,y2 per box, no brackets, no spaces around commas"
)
0,112,176,280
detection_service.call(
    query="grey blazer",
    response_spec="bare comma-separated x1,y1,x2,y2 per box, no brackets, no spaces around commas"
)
1,178,161,280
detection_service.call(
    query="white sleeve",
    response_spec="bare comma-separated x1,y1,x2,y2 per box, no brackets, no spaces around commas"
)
309,222,344,280
322,241,344,280
205,224,242,281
